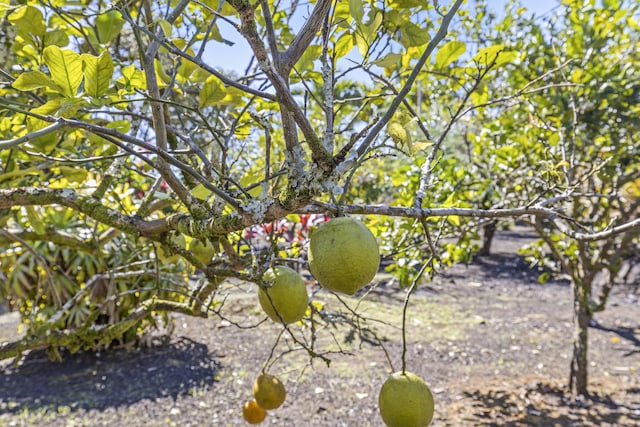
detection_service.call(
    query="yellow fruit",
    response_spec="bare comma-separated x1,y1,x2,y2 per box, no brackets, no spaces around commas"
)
258,266,308,324
188,238,217,265
242,399,267,424
308,217,380,295
378,371,434,427
253,373,286,410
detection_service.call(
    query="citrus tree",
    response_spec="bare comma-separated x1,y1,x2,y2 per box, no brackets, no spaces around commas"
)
0,0,638,421
459,0,640,396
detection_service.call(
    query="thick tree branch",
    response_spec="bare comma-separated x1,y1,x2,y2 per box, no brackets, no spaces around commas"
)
305,201,640,242
227,0,332,166
280,0,333,73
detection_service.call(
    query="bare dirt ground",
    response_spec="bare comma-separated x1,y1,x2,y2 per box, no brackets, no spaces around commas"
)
0,229,639,426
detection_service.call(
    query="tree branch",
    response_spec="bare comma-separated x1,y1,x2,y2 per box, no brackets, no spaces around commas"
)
0,229,97,252
280,0,333,72
0,120,64,150
352,0,464,159
227,0,332,166
142,0,205,214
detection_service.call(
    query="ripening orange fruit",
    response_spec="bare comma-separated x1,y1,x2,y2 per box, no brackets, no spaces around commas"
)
242,399,267,424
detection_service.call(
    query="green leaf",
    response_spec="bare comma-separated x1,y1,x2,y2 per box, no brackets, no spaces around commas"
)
399,21,430,48
190,184,212,201
296,45,321,71
95,10,125,44
12,71,61,93
349,0,364,23
334,33,355,59
435,41,466,69
117,65,147,90
57,166,89,183
199,76,227,108
82,51,114,98
373,52,402,68
470,82,488,106
8,5,45,37
43,46,83,98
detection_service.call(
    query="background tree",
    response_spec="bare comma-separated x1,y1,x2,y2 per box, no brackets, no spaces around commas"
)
461,0,640,396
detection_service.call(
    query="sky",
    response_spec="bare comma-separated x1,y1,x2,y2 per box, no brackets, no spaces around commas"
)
204,0,560,76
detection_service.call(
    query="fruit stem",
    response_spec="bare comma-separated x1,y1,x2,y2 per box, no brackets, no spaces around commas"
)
400,257,432,375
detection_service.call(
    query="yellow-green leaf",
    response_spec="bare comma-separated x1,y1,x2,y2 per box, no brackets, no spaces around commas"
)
470,82,488,106
297,45,321,71
157,19,172,38
199,76,227,108
400,21,430,48
117,64,147,90
349,0,364,23
355,30,368,57
95,10,125,44
82,51,114,98
373,52,402,68
8,5,45,36
472,44,518,68
57,166,89,183
435,41,466,69
43,46,83,98
190,184,212,201
334,32,355,59
387,121,408,145
12,71,61,93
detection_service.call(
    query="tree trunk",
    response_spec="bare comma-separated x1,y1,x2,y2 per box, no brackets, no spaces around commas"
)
569,277,591,397
478,221,496,256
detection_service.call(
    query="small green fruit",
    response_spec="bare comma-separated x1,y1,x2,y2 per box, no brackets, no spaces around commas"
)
253,373,286,410
308,217,380,295
188,238,217,265
258,266,308,324
154,234,186,263
378,371,434,427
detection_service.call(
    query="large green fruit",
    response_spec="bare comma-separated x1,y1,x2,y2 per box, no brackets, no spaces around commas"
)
308,217,380,295
378,371,434,427
258,266,308,324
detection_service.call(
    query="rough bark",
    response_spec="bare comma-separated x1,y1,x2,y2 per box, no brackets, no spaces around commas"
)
569,277,591,397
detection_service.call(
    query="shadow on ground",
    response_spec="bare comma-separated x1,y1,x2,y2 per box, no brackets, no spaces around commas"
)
591,320,640,356
461,382,640,426
0,337,220,414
